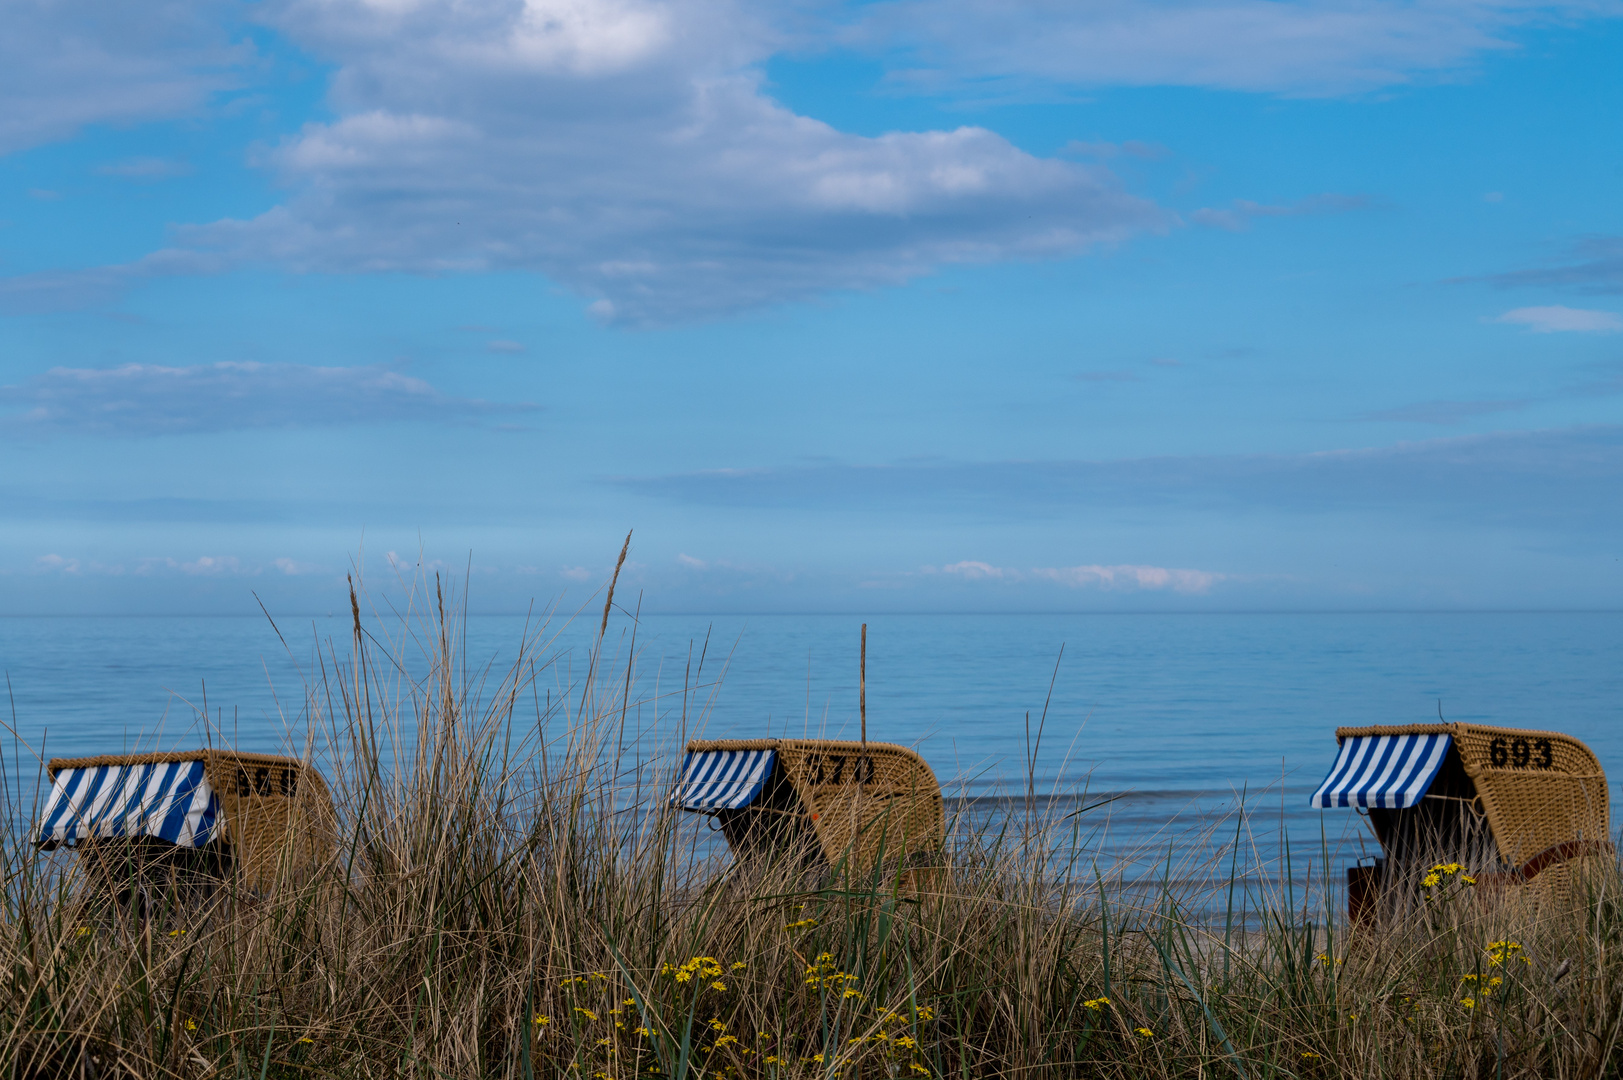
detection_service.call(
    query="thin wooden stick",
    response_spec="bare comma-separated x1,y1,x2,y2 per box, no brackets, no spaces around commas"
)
860,623,867,746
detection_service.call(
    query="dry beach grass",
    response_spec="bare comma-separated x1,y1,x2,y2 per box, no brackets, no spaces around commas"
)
2,573,1621,1079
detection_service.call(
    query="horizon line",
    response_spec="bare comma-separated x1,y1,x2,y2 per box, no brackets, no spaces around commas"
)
2,608,1621,618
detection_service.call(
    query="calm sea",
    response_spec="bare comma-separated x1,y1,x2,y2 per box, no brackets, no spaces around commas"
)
4,612,1619,894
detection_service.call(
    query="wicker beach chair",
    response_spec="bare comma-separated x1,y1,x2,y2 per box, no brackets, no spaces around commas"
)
671,738,945,876
1310,722,1612,916
34,750,337,901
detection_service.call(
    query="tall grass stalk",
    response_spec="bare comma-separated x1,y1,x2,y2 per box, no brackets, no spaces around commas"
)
2,571,1620,1079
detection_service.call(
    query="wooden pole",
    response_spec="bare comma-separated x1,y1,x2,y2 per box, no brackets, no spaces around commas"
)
860,623,867,746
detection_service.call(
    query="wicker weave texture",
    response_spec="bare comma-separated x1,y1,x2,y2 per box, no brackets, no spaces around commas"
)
48,751,337,892
1333,723,1609,885
686,739,944,870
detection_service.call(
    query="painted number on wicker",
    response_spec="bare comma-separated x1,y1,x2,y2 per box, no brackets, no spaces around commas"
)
806,754,876,785
1488,737,1554,770
235,765,299,797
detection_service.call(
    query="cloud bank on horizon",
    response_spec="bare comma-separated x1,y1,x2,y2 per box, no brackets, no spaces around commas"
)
1,0,1621,613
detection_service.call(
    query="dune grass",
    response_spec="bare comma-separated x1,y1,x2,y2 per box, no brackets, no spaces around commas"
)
2,575,1620,1079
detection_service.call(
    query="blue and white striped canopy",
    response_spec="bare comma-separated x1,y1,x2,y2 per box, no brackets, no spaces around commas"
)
35,761,222,849
671,749,775,811
1310,733,1452,809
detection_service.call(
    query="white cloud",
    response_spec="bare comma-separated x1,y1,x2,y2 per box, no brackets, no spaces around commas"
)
6,0,1604,323
677,552,707,567
180,555,242,575
937,559,1010,579
926,559,1220,591
32,552,328,577
1034,564,1223,593
10,0,1163,324
0,0,246,155
0,361,535,437
844,0,1616,98
1494,305,1623,333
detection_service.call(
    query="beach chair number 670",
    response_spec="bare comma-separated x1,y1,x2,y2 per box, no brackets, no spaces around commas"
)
807,754,876,785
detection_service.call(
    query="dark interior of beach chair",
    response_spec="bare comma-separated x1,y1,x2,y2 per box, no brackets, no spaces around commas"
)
1350,742,1499,918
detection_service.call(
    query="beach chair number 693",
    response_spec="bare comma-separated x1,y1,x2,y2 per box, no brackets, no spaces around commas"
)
807,754,876,785
1489,737,1553,769
235,766,299,797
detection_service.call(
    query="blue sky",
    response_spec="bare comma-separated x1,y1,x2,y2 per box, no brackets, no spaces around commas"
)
1,0,1621,614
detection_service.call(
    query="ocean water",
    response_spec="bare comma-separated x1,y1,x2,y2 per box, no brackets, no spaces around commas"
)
3,611,1620,896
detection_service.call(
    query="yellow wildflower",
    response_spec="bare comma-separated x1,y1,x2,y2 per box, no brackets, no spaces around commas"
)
1082,997,1109,1011
534,1015,551,1025
1461,998,1475,1009
575,1008,599,1022
715,1035,739,1048
1135,1027,1154,1038
909,1065,929,1076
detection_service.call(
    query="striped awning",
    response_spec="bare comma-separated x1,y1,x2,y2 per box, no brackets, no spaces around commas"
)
34,760,222,849
1310,733,1452,809
671,749,775,811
